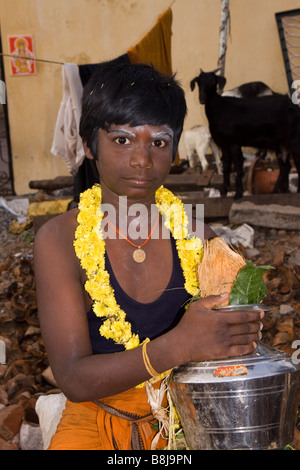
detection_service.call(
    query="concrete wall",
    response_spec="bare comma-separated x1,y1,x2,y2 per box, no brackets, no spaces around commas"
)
0,0,299,194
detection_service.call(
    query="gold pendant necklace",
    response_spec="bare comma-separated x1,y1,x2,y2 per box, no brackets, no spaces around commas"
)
132,248,146,263
103,213,160,263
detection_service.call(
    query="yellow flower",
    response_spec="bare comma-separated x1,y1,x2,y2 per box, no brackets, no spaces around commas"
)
74,184,203,359
93,302,108,317
125,334,140,350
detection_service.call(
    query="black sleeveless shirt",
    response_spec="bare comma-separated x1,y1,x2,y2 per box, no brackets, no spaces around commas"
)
87,237,191,354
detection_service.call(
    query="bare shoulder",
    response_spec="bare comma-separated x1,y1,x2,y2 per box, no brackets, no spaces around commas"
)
34,208,78,246
33,208,79,270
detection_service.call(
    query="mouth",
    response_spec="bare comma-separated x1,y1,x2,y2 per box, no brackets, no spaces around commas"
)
123,176,154,186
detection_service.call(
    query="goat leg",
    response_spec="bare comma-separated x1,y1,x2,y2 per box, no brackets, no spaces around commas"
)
210,139,222,174
220,147,231,196
273,151,291,193
231,145,244,199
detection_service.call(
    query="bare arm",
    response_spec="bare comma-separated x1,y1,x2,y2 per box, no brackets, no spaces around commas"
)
34,211,155,401
34,211,177,401
34,212,263,402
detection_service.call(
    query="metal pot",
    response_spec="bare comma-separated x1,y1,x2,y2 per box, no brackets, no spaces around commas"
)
169,306,300,450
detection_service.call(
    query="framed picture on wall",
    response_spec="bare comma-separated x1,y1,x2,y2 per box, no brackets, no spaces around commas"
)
8,35,36,76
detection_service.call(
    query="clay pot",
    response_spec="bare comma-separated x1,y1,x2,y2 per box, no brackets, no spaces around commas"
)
247,157,280,194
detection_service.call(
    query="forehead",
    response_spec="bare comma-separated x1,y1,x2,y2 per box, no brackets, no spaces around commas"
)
105,123,174,136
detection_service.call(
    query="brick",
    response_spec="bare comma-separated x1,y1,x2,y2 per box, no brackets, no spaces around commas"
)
0,386,8,406
0,436,16,450
0,404,23,441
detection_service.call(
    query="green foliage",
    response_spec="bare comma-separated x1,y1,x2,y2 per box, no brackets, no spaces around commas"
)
22,229,34,245
229,260,273,305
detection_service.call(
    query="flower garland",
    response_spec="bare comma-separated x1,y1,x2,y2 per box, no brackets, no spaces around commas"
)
74,184,203,351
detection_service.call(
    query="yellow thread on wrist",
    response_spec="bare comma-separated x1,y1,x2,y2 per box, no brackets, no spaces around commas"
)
142,338,159,377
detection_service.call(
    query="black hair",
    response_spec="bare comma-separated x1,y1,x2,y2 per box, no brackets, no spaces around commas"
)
79,61,187,161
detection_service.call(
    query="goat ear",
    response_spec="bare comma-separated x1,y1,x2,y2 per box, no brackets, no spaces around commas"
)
217,75,226,89
190,78,196,91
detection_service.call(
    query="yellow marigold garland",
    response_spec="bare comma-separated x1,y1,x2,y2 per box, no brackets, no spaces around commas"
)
73,184,203,351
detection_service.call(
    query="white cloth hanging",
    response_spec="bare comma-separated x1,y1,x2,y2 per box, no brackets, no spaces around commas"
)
51,63,85,175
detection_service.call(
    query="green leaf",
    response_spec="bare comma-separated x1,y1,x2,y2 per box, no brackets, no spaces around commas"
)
229,260,273,305
151,422,159,431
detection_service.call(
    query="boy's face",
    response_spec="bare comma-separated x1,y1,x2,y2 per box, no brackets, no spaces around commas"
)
90,123,174,201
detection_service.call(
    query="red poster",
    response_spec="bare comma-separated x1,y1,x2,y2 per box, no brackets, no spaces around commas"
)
8,35,36,76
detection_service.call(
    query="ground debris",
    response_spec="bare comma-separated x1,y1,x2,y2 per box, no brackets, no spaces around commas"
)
0,208,58,449
0,206,300,449
228,225,300,448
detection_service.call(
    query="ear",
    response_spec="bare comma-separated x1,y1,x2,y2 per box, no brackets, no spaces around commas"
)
190,78,197,91
83,141,94,160
217,75,226,90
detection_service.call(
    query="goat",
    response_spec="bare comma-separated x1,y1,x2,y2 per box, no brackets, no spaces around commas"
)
185,82,274,174
184,125,222,173
222,81,274,161
221,81,274,98
190,70,300,199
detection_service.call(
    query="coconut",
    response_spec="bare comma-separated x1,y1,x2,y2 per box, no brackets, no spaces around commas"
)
198,237,246,304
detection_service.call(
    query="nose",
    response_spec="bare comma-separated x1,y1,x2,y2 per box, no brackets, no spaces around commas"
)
129,144,153,169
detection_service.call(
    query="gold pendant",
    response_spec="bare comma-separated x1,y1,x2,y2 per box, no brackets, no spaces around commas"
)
133,248,146,263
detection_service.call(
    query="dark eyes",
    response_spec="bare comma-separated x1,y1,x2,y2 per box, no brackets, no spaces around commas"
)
114,137,167,148
152,139,166,148
115,137,130,145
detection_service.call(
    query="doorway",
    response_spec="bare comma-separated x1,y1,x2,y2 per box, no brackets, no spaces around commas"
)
0,31,14,196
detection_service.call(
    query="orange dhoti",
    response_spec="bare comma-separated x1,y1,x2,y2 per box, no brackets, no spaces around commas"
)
48,382,168,450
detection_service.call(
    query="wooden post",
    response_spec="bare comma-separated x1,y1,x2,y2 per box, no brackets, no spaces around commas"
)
217,0,230,89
